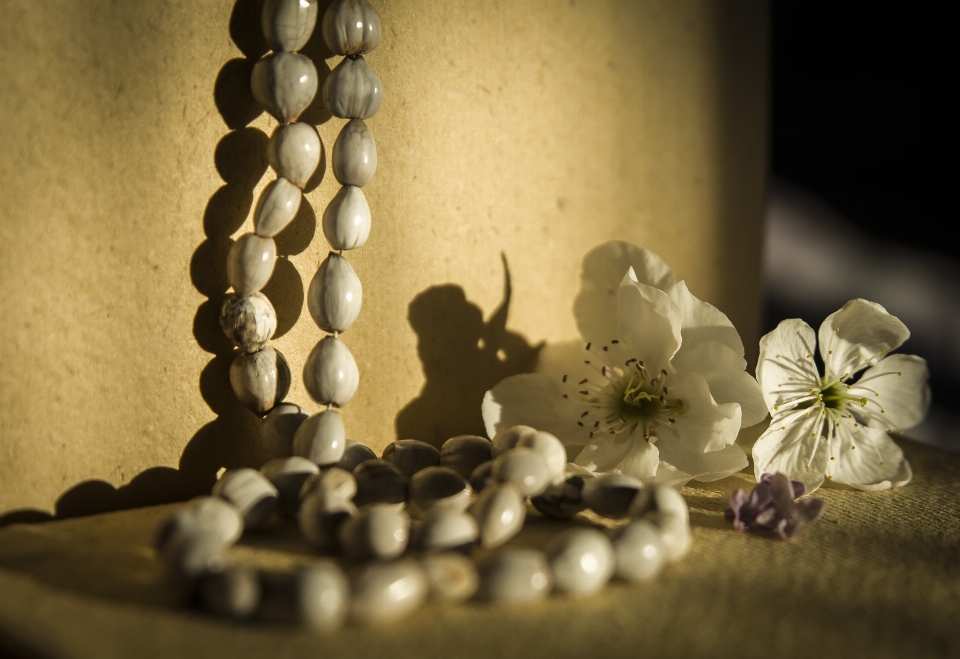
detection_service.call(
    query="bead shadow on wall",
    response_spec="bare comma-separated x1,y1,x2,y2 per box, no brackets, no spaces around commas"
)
396,256,542,447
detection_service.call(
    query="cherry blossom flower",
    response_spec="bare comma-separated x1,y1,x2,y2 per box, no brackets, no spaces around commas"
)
753,299,930,493
482,242,767,487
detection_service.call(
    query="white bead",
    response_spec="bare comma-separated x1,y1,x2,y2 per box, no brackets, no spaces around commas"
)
262,0,318,52
229,347,291,415
468,460,493,493
321,0,381,56
200,566,260,618
332,119,377,186
251,52,318,123
154,497,243,551
516,431,566,485
260,402,308,458
628,483,690,525
412,510,478,552
261,456,319,515
162,533,226,602
212,468,279,529
298,490,356,551
323,56,383,119
581,473,643,519
350,559,427,626
259,564,349,631
490,424,536,458
335,438,377,472
227,233,276,296
307,252,362,333
476,550,552,603
439,435,492,479
656,516,691,563
299,466,357,502
353,459,407,506
491,447,550,498
253,178,302,238
420,552,478,603
408,466,473,517
469,482,525,549
338,503,410,560
267,123,322,188
322,185,371,251
220,293,277,353
382,439,441,477
303,335,359,407
292,410,346,465
611,520,664,582
546,528,614,595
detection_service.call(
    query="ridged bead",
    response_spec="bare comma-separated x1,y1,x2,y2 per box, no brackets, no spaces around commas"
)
251,52,318,123
303,335,360,407
307,252,362,333
322,56,382,120
321,0,381,56
322,185,371,250
332,119,377,186
262,0,318,52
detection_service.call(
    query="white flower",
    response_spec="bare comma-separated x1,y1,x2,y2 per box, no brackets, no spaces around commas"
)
482,242,767,487
753,299,930,493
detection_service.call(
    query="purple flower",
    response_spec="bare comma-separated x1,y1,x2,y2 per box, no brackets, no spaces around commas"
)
726,472,826,540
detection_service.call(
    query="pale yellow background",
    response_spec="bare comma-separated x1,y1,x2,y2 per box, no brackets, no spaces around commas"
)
0,0,768,516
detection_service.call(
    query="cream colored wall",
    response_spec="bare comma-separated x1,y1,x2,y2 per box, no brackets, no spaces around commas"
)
0,0,768,516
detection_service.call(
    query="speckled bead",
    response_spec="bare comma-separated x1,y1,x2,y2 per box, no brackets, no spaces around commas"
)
546,528,614,595
251,52,318,123
476,550,552,603
322,185,371,250
227,233,277,296
267,122,322,188
229,347,291,415
212,468,279,529
382,439,441,478
292,410,347,466
303,335,359,407
439,435,492,480
260,402,309,458
307,252,363,333
338,504,410,560
332,119,377,186
350,559,427,627
420,552,479,602
323,56,382,120
321,0,381,56
531,475,586,520
353,459,407,507
262,0,318,52
253,178,302,238
220,292,277,353
407,466,473,517
260,456,319,515
469,482,525,549
259,564,350,631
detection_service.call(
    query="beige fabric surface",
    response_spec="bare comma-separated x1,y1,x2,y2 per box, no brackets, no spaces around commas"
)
0,0,768,516
1,440,957,659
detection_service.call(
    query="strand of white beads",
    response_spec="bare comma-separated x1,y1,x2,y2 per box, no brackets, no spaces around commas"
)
221,0,324,434
290,0,382,475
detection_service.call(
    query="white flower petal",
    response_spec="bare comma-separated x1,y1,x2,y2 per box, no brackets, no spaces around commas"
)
616,275,682,373
573,432,660,482
826,421,911,491
672,340,767,428
655,430,748,482
848,354,930,431
667,281,744,358
573,241,675,343
752,407,830,492
651,460,695,488
756,319,821,412
482,374,587,451
818,299,910,380
668,371,743,453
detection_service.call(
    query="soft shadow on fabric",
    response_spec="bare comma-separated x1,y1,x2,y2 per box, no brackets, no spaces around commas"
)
0,0,333,527
396,256,543,447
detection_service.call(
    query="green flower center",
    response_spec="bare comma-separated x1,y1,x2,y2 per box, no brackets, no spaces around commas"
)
796,380,868,412
615,371,685,431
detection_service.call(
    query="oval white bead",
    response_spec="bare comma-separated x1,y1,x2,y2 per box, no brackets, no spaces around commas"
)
292,410,347,465
546,528,614,595
254,178,301,239
382,439,441,478
628,483,690,525
154,497,244,552
250,52,318,123
408,466,473,517
611,519,665,582
350,559,427,626
260,456,319,515
322,56,382,119
262,0,318,52
220,292,277,353
469,482,525,549
321,0,381,56
338,503,410,560
260,402,309,458
491,447,551,498
307,252,363,333
299,489,356,551
332,119,377,186
267,123,322,188
322,185,371,250
420,552,479,603
259,564,349,631
227,233,276,296
516,431,566,485
212,468,279,529
439,435,492,479
412,509,479,552
353,459,408,507
476,550,552,603
229,347,291,415
302,335,359,407
581,473,643,519
490,424,536,458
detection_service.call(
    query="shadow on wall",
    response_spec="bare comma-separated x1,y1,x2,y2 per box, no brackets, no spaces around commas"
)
0,0,335,528
396,255,543,447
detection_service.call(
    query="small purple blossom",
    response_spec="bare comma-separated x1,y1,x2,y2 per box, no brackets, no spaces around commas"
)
725,472,826,540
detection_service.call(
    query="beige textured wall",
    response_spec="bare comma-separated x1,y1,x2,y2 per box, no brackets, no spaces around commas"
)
0,0,768,517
